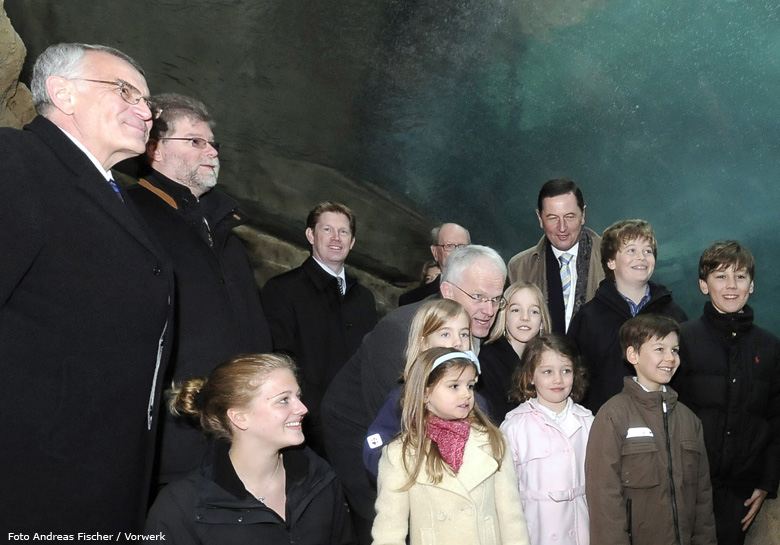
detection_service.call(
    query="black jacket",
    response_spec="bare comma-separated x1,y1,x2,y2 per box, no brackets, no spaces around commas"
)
262,256,377,456
477,336,521,424
0,116,174,532
398,276,440,306
568,279,688,414
674,303,780,497
146,442,356,545
128,170,273,484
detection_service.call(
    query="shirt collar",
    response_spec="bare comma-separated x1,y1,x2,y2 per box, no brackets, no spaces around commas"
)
312,256,346,284
551,241,580,261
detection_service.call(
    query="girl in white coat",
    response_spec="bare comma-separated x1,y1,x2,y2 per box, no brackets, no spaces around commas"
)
500,335,594,545
373,347,530,545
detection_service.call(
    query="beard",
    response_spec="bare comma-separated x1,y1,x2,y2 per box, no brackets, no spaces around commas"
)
174,157,220,196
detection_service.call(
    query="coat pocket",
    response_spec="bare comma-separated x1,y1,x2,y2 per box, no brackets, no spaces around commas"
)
680,440,701,484
621,439,660,489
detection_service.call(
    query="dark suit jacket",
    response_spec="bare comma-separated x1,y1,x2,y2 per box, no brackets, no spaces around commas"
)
398,276,440,306
0,117,174,533
262,256,377,456
128,170,273,485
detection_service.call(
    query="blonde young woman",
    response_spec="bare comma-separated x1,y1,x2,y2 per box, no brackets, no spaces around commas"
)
478,282,552,422
145,354,355,545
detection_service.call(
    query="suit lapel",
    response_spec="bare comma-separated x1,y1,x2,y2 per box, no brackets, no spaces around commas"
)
27,117,158,254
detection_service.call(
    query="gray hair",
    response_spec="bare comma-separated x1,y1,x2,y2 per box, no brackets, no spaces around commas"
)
149,93,214,140
441,245,506,285
32,43,145,116
430,223,472,245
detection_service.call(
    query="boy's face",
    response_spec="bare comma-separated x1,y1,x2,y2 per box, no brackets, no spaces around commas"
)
626,332,680,391
607,237,655,287
699,265,753,314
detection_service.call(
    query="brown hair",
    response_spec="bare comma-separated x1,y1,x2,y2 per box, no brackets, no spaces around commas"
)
397,347,505,490
600,219,657,279
698,240,755,281
167,353,297,441
306,201,357,237
619,314,680,356
508,334,587,403
486,282,552,344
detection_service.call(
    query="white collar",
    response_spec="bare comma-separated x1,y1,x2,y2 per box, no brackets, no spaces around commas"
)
312,256,346,285
551,241,580,261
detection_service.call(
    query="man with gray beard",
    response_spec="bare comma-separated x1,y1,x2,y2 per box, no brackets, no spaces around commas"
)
128,94,272,488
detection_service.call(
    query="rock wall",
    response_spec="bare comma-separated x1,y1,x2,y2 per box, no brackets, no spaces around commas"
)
0,0,34,128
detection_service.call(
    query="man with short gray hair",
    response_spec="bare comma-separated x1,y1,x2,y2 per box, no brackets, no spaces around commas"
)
321,245,505,544
398,222,471,306
0,43,173,533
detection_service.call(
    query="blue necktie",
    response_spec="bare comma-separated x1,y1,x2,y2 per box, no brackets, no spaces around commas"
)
560,253,573,308
107,175,124,202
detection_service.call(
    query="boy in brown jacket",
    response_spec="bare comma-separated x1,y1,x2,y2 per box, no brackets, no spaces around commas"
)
585,315,716,545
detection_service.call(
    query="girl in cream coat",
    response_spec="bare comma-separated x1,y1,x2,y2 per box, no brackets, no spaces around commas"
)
372,347,530,545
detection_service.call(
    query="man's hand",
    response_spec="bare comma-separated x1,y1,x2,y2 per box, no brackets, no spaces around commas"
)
741,488,768,531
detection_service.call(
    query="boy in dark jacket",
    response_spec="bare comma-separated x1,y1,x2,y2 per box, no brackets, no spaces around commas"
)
569,219,687,413
586,315,716,545
673,241,780,545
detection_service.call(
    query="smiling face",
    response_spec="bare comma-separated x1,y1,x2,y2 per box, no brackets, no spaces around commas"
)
152,117,220,197
608,237,656,290
63,51,154,169
700,265,753,314
306,211,355,273
627,333,680,391
505,287,544,347
425,365,477,421
532,349,574,413
441,258,505,339
422,312,471,351
234,368,308,450
537,192,585,252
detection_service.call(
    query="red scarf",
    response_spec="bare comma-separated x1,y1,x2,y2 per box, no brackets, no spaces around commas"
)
426,416,471,473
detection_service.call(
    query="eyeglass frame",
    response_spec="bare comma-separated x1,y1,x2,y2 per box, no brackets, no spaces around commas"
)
434,243,468,253
157,137,220,152
69,78,162,119
449,283,507,308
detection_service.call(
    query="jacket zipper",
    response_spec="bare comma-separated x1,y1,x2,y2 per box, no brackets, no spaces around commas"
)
626,498,633,545
663,400,682,545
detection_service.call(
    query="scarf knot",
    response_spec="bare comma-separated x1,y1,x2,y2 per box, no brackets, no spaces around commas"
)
426,416,471,473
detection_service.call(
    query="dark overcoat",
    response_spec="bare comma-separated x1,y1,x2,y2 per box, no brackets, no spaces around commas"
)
0,117,174,533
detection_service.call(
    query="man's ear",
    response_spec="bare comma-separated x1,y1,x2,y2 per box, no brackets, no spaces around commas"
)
46,76,76,115
147,139,162,163
536,209,543,229
580,205,586,225
440,281,453,299
305,227,315,246
227,408,248,431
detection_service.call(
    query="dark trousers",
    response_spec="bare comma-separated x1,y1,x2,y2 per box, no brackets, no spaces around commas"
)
712,485,753,545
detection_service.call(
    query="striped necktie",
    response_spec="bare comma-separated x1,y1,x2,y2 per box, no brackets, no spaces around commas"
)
559,253,573,308
107,175,124,202
337,277,345,295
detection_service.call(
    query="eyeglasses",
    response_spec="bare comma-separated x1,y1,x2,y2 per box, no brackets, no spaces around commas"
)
435,243,468,252
450,283,506,308
70,78,162,119
158,137,220,152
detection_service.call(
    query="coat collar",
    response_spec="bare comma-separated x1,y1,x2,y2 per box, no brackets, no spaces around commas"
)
416,428,499,500
27,116,159,255
301,255,356,293
505,398,590,437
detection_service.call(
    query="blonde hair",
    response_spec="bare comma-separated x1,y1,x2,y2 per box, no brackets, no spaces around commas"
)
402,299,472,380
398,347,505,490
168,353,297,441
486,282,552,344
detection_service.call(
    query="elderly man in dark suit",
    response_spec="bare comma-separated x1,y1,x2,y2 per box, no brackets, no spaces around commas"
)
0,43,173,533
321,244,506,544
262,202,378,458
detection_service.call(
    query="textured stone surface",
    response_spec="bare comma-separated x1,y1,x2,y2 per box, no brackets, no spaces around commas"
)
0,0,34,128
746,498,780,545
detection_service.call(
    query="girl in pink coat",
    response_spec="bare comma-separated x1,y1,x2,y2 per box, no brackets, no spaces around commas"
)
500,334,593,545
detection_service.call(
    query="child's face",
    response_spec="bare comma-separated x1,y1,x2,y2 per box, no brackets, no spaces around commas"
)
699,265,753,314
425,365,477,421
506,288,544,344
626,333,680,391
422,313,471,351
607,237,655,288
531,349,574,413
